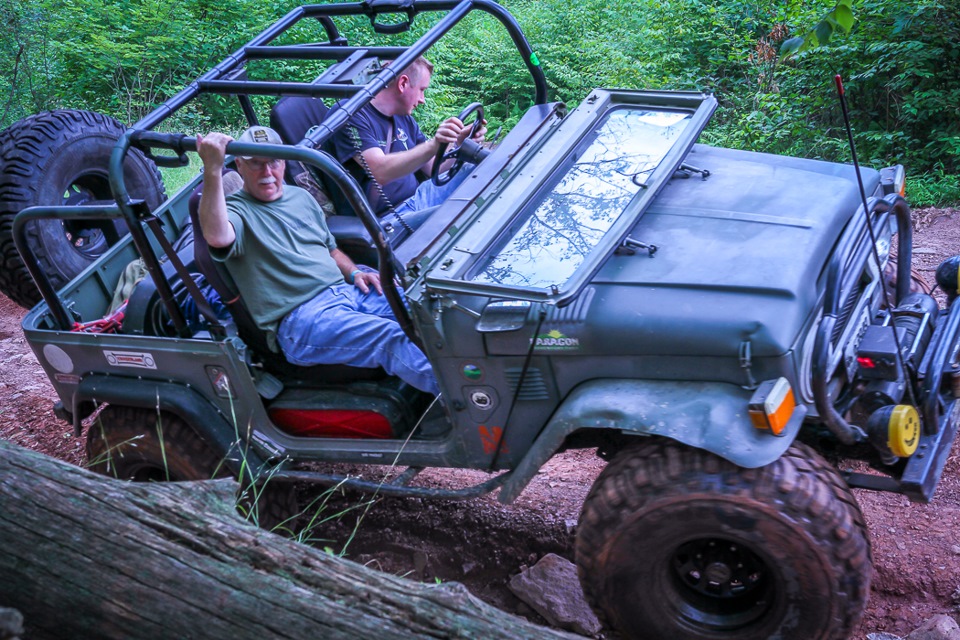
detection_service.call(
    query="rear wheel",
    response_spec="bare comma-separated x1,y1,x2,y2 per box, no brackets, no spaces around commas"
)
86,405,298,533
575,439,871,640
0,110,165,308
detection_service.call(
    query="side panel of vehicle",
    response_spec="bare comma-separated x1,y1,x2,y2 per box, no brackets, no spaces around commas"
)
22,324,264,472
19,173,198,326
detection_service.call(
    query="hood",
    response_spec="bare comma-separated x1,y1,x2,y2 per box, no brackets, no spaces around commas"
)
587,144,879,357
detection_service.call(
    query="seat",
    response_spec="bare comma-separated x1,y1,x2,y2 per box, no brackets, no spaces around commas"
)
270,96,331,152
270,96,361,218
270,97,378,264
187,174,383,383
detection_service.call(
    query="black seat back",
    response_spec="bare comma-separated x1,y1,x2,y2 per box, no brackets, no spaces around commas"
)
270,96,357,217
270,96,330,148
187,174,382,383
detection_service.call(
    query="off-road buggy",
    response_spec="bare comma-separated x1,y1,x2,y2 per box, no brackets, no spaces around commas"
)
6,1,960,638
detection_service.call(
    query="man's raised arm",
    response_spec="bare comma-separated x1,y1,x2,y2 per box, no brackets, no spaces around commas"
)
196,132,238,249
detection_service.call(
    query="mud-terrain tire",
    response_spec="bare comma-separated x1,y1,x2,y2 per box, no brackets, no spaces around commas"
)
0,110,165,308
575,439,871,640
86,405,299,533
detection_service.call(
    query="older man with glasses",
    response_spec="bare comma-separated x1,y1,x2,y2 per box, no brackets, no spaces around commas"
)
195,125,438,394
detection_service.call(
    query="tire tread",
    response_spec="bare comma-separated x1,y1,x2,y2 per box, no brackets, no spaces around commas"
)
575,439,871,640
0,110,165,308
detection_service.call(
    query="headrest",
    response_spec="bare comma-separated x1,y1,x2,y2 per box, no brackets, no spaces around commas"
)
270,97,330,145
223,171,244,196
187,170,243,220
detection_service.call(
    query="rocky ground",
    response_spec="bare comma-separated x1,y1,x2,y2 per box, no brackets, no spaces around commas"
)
2,208,960,639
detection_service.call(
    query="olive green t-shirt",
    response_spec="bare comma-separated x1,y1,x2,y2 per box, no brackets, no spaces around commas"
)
212,186,344,350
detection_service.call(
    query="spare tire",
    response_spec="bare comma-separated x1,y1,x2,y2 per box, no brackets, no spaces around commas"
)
0,110,166,308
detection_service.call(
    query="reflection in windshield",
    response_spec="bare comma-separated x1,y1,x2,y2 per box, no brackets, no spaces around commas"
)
470,108,691,289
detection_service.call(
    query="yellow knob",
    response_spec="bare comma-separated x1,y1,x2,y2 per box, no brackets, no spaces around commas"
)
887,405,920,458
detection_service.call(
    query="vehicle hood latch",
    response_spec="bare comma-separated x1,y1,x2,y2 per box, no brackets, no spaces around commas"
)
740,340,758,390
617,236,658,257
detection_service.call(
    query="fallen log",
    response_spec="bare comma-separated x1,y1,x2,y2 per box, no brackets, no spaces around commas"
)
0,439,578,640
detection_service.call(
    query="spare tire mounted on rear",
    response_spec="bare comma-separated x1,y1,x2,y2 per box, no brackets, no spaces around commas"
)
0,109,165,308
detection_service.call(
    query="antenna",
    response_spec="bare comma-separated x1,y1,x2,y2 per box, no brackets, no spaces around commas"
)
834,74,918,408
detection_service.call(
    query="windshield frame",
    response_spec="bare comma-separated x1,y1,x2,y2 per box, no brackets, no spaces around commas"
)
422,89,718,306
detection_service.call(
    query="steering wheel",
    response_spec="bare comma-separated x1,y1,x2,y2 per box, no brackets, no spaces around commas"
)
431,102,484,186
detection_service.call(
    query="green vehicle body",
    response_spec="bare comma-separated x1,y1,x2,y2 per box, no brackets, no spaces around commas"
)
9,4,960,636
15,2,957,505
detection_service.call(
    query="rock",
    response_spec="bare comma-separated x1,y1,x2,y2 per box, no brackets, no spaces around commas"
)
0,607,23,640
906,614,960,640
413,549,429,579
508,553,601,637
867,633,904,640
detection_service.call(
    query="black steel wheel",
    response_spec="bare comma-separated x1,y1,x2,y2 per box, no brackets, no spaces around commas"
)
0,110,165,308
575,439,871,640
86,405,298,533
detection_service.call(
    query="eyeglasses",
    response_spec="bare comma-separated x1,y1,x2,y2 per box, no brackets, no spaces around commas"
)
242,158,283,171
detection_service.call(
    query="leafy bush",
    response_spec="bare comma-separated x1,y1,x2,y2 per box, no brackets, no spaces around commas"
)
0,0,279,129
1,0,958,204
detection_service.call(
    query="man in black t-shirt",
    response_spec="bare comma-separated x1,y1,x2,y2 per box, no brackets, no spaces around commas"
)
331,57,486,238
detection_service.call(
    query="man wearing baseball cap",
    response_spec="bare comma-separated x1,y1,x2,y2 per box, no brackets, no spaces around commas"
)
236,125,284,154
195,126,438,394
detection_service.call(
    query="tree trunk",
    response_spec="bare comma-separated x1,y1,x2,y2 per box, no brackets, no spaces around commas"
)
0,440,579,640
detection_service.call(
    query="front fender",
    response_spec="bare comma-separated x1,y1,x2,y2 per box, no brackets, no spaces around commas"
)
498,379,806,503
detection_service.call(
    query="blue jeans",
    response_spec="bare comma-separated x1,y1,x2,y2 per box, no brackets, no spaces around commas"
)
277,283,439,395
379,163,475,238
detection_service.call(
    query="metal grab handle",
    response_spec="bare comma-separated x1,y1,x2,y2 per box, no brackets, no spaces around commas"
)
363,0,416,34
129,130,191,168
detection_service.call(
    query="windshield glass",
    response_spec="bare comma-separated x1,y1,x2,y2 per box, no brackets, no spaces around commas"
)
469,107,691,289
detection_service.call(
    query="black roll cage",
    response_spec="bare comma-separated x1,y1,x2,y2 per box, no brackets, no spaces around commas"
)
15,0,548,341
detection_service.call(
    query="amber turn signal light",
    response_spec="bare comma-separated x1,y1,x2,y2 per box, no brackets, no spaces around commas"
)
748,378,796,436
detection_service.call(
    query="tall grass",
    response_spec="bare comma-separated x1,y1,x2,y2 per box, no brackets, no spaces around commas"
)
158,153,203,198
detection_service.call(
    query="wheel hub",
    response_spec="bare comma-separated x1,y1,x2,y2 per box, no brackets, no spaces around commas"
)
666,537,774,631
703,561,733,584
673,538,764,598
60,173,116,258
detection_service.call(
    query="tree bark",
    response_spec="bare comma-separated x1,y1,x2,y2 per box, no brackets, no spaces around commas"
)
0,439,579,640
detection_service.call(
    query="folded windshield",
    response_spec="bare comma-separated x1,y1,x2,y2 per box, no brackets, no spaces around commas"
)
469,107,692,289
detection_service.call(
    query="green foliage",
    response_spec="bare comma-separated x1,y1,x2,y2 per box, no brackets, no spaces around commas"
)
780,0,855,58
0,0,297,129
907,166,960,208
158,153,203,196
1,0,959,204
772,0,960,203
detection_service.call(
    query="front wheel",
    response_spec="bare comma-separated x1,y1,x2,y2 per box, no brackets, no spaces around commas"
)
575,439,871,640
86,405,298,533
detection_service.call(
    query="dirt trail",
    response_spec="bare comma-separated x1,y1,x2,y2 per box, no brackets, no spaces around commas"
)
2,207,960,638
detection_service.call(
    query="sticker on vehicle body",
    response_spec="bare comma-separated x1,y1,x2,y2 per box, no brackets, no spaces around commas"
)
531,329,580,351
43,344,74,374
103,350,156,369
479,425,508,455
462,364,483,381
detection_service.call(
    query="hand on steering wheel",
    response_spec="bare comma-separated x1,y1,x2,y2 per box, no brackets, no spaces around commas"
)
431,102,485,187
